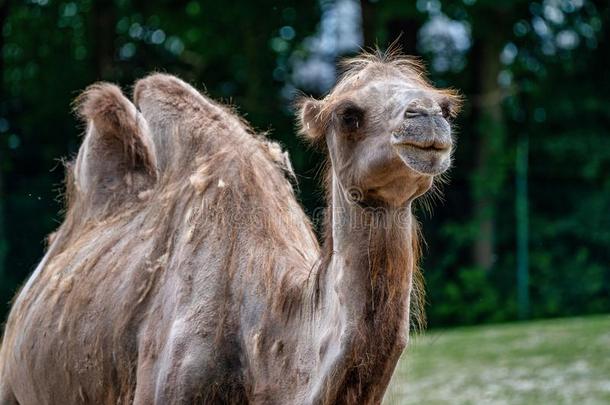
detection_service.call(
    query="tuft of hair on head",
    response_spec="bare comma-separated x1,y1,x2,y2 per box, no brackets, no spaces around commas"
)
339,43,425,77
340,45,464,116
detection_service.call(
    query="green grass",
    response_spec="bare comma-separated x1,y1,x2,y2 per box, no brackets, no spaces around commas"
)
384,315,610,405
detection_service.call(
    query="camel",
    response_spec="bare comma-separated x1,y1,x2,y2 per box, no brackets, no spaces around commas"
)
0,50,460,404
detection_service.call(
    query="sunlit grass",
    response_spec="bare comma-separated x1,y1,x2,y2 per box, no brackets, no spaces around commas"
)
384,315,610,404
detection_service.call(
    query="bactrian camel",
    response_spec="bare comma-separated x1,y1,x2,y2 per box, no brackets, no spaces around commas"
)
0,50,460,404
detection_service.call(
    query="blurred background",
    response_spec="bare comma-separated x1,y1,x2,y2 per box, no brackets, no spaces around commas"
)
0,0,608,402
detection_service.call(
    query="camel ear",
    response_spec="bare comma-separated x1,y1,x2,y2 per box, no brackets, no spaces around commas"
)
297,97,326,147
74,83,157,213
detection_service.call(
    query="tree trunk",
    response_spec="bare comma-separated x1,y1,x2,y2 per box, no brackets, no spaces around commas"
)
515,133,529,318
0,0,10,282
91,0,116,79
359,0,375,47
471,16,508,272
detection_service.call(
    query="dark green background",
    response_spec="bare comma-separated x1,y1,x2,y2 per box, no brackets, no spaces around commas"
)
0,0,608,328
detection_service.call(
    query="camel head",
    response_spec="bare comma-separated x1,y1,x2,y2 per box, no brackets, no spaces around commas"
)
299,52,462,207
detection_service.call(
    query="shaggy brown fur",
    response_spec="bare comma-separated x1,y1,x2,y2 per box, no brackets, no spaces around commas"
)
0,50,460,405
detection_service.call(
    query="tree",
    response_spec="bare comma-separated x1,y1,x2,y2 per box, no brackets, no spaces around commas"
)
0,0,10,291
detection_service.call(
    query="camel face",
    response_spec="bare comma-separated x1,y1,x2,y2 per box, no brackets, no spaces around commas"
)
331,81,456,206
300,56,461,207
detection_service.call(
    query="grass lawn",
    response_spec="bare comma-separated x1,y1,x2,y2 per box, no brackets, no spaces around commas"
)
384,315,610,405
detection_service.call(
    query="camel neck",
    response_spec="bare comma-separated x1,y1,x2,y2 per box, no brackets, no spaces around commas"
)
315,175,415,401
327,174,414,315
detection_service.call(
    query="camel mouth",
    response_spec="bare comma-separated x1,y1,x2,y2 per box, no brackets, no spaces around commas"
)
392,138,452,176
392,138,451,153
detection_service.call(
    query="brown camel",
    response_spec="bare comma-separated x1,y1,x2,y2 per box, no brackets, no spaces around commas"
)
0,50,460,404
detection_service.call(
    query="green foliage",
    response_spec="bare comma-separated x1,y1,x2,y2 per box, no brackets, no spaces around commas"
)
400,0,610,326
428,266,505,326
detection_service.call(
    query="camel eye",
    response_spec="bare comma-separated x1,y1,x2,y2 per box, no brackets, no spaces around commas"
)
339,105,364,132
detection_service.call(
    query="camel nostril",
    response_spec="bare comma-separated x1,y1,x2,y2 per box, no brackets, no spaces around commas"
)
405,99,442,118
405,107,427,118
